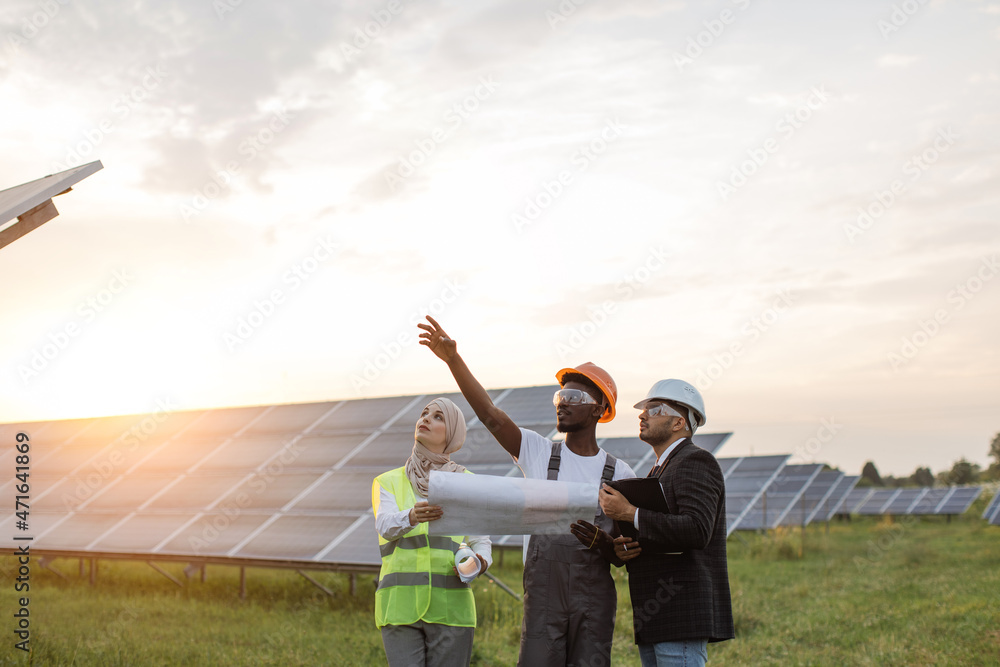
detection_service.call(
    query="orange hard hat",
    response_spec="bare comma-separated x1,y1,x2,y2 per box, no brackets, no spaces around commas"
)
555,362,617,423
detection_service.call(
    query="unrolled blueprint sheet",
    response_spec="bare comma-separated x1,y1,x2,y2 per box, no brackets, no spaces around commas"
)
427,470,599,536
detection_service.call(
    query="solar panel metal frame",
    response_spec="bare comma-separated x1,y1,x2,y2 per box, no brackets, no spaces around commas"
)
738,463,824,530
983,488,1000,523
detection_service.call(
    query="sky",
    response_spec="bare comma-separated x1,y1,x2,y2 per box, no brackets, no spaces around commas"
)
0,0,997,478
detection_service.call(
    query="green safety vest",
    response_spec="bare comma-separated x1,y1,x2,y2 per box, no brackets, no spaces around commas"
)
372,467,476,628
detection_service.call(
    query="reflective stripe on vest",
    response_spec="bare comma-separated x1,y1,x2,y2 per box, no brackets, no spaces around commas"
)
376,572,471,591
372,467,476,629
378,534,461,558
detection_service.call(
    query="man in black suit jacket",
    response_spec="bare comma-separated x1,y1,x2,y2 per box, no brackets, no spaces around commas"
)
598,379,734,667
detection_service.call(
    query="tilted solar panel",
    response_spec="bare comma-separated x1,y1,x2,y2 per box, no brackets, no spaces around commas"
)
909,487,950,514
837,487,874,514
817,475,859,521
983,488,1000,522
781,469,843,526
883,488,926,515
856,489,900,515
934,487,981,515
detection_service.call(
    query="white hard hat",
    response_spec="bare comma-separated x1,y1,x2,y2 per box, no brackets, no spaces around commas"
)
633,379,706,433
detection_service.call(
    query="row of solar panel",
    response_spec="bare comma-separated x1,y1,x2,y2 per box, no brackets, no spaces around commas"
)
3,387,996,571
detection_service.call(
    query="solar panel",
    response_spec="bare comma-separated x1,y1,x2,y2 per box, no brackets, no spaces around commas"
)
719,455,789,534
817,475,859,521
909,487,950,514
883,488,926,515
0,387,744,578
738,464,823,530
934,487,981,515
983,488,1000,523
494,385,561,426
0,161,103,250
856,489,900,515
779,469,844,526
837,486,874,514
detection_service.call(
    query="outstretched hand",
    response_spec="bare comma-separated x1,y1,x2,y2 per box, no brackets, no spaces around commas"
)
417,315,458,362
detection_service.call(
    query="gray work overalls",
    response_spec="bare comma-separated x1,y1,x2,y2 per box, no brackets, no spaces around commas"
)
517,442,618,667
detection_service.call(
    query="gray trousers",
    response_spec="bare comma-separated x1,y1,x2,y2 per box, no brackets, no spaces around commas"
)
518,534,616,667
381,621,475,667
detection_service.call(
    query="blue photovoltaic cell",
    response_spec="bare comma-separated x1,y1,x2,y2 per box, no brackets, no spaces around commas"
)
882,488,926,515
856,489,900,515
934,487,981,515
909,488,950,514
817,475,859,521
721,455,789,533
781,470,843,526
838,487,874,514
738,464,823,530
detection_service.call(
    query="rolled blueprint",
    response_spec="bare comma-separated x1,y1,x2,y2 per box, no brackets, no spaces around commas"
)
427,470,599,536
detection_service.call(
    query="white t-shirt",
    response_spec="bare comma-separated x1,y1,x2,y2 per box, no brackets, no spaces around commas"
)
515,428,636,560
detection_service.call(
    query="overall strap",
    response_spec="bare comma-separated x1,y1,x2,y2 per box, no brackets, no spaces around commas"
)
595,451,618,523
546,441,562,480
600,452,617,486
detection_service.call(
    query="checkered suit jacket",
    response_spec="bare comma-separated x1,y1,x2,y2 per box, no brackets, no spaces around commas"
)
625,438,735,644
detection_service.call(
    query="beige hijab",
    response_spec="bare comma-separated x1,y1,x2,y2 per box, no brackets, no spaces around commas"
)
405,397,468,497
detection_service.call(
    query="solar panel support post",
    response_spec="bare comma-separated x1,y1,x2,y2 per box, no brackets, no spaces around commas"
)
482,571,521,602
350,573,357,596
147,562,183,588
90,558,97,586
240,567,247,600
38,557,69,582
296,570,334,597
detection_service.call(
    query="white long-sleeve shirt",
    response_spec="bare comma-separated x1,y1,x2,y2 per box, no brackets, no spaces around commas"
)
375,481,493,570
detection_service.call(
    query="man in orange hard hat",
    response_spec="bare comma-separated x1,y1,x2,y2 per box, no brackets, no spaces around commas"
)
419,316,636,667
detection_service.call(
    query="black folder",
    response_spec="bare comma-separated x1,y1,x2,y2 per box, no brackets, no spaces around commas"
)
606,477,668,540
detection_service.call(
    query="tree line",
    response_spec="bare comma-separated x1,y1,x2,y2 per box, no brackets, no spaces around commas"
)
858,432,1000,488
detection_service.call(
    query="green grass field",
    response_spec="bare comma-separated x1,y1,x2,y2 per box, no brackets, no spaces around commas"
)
2,510,998,666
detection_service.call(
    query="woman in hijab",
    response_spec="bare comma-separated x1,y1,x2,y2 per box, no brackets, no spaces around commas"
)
372,397,492,667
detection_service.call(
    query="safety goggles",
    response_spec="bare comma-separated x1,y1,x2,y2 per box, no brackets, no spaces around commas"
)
552,388,600,408
641,402,683,419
